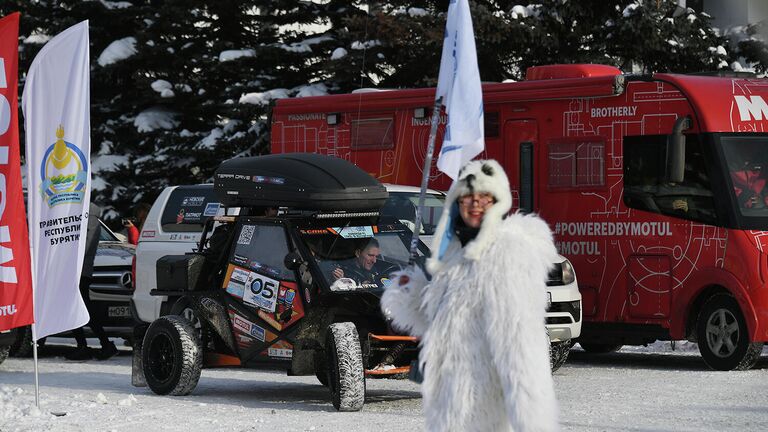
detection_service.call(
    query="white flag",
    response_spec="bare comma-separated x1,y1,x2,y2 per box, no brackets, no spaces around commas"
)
435,0,485,180
22,21,91,339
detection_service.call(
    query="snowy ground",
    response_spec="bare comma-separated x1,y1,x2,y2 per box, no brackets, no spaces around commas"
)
2,340,768,431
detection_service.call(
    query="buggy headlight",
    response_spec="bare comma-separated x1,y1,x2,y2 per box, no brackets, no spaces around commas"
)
547,259,576,286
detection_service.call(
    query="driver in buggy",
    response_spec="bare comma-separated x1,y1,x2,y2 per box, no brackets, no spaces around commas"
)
331,238,381,287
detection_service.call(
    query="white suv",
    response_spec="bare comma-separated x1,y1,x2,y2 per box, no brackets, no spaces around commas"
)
131,184,221,325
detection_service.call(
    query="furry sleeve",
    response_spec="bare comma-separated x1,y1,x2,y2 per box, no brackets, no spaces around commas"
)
380,265,430,337
482,213,561,432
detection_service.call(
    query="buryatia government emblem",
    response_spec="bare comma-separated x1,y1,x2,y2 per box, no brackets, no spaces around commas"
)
39,125,88,206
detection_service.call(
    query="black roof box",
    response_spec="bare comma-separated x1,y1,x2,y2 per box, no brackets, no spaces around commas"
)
214,153,388,211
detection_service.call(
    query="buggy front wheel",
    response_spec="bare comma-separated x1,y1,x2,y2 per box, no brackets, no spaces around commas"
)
326,322,365,411
142,315,202,395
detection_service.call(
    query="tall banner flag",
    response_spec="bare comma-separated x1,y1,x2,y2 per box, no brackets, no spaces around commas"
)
435,0,485,180
22,20,91,339
0,12,34,331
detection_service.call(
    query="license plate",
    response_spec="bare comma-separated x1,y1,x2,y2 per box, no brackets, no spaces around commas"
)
108,306,131,318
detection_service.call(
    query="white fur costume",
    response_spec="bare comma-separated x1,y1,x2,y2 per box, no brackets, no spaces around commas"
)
381,160,560,432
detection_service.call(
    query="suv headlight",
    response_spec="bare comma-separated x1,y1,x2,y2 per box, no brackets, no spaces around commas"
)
547,259,576,286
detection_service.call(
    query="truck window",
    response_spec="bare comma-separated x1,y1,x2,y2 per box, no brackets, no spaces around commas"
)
623,135,716,224
230,223,295,281
548,139,605,188
160,186,219,233
351,116,394,150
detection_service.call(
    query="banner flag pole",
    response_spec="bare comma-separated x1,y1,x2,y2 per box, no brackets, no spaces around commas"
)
409,97,443,262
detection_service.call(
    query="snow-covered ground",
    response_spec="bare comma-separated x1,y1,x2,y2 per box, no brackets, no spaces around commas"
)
2,340,768,431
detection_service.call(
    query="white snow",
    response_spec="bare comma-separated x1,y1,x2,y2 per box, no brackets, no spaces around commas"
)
2,342,768,431
239,88,290,105
97,37,138,67
407,8,428,17
351,40,381,50
218,49,255,62
622,3,639,18
197,128,223,149
331,47,348,60
295,83,328,98
23,34,51,44
90,154,128,191
715,45,728,56
133,107,179,132
99,0,132,9
150,79,175,98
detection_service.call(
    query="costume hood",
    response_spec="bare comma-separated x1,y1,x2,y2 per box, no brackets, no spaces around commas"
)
427,159,512,273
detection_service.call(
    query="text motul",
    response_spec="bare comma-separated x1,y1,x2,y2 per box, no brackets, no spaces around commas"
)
0,56,17,283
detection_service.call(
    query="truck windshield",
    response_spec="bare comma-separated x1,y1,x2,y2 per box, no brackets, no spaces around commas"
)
720,136,768,219
623,134,717,225
300,223,426,291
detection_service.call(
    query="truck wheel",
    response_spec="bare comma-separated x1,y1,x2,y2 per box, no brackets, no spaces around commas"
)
314,351,329,386
142,315,202,395
696,294,763,371
0,345,9,365
579,342,622,354
550,340,573,372
9,326,33,357
326,322,365,411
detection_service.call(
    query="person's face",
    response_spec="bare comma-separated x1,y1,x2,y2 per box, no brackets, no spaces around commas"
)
458,192,494,228
356,246,380,270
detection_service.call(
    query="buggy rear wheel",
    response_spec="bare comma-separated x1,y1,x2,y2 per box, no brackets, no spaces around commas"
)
550,340,572,372
142,315,202,395
326,322,365,411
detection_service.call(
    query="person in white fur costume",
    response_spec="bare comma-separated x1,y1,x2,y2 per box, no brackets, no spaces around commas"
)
381,159,560,432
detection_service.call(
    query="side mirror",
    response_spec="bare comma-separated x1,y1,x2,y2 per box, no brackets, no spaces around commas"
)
666,116,691,184
284,252,303,271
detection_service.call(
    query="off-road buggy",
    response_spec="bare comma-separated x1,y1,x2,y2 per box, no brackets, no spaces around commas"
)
132,153,426,411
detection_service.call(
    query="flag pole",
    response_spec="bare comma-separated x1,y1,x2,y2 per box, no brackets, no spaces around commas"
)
409,96,443,263
31,322,40,408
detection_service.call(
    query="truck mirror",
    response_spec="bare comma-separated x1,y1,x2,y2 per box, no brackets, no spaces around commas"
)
666,116,691,184
284,252,304,271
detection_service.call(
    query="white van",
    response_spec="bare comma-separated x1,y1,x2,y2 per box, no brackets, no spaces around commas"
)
131,184,220,324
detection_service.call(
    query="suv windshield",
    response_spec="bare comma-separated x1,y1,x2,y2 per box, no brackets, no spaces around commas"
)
381,192,444,235
300,223,427,291
721,136,768,218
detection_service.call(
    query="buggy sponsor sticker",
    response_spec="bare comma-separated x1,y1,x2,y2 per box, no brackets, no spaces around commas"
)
141,230,155,238
243,273,279,312
203,202,221,216
232,254,249,265
181,196,206,206
238,224,256,245
268,348,293,358
232,314,251,334
252,175,286,185
226,281,245,298
249,323,266,342
230,267,249,284
334,226,374,239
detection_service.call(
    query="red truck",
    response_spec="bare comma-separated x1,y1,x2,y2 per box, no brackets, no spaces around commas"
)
271,64,768,370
